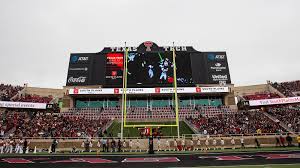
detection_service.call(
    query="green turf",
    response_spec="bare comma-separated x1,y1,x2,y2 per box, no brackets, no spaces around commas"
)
105,121,194,137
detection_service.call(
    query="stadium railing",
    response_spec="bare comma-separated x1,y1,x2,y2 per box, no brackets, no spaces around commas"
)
7,132,299,140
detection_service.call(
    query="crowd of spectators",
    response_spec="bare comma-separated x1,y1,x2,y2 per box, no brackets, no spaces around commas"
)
187,110,283,135
243,92,281,100
11,112,109,138
13,94,53,103
271,80,300,97
266,105,300,132
0,83,24,101
0,111,29,137
0,109,110,138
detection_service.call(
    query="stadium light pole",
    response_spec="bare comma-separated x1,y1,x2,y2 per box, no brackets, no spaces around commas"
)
172,42,180,139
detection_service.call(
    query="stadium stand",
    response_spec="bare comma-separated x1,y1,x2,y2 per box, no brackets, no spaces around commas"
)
186,110,284,135
7,111,109,138
0,83,24,101
265,105,300,132
271,80,300,97
13,94,53,103
63,105,235,120
0,81,299,139
243,92,281,100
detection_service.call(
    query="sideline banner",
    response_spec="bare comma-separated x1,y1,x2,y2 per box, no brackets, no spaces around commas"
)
68,87,229,95
0,101,47,109
249,96,300,106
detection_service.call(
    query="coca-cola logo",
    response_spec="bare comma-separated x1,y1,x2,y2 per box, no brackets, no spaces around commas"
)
67,76,87,83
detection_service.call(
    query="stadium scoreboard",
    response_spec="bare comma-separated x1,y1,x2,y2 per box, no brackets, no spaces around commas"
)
66,41,231,87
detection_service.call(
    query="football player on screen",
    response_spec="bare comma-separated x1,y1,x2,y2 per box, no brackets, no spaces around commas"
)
148,65,154,78
159,58,173,82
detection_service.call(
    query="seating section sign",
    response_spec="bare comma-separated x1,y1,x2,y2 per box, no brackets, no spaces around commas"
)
68,87,229,95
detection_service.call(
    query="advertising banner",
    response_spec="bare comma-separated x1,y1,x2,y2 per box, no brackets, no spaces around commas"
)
249,96,300,106
66,75,88,86
0,101,47,109
69,54,91,64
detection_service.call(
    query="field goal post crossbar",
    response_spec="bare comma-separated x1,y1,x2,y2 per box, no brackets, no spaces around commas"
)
121,43,180,138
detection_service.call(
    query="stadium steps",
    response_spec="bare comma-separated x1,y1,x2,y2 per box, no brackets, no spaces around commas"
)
183,119,200,134
267,84,287,98
263,112,293,133
10,87,26,101
103,120,114,132
4,126,16,138
49,97,59,104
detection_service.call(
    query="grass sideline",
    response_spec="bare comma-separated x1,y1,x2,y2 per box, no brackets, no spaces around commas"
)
107,121,194,137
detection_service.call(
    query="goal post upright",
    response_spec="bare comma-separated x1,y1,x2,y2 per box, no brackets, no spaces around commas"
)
121,42,128,139
123,46,129,127
172,42,180,139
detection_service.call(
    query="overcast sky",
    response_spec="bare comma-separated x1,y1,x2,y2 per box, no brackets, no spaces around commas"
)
0,0,299,88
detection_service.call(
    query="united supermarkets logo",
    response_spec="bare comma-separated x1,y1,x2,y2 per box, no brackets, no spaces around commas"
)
211,74,228,81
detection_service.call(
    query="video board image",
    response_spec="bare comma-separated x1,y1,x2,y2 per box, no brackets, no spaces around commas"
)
105,52,124,86
126,52,193,87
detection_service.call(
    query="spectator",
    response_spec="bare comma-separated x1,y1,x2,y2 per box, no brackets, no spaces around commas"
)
51,139,58,153
231,138,235,149
0,138,4,154
275,136,281,147
255,137,260,148
280,135,285,147
101,138,107,152
286,134,293,147
118,139,122,152
240,136,245,149
297,134,300,148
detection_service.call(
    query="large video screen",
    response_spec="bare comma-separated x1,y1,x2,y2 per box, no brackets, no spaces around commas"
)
127,52,193,87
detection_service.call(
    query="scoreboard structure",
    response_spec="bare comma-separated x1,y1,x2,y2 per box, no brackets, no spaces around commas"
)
66,41,231,87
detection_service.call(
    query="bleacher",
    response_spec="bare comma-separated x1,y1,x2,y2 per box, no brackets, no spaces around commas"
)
243,92,281,100
271,80,300,97
63,105,236,121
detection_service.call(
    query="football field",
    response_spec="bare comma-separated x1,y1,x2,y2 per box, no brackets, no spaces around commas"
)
106,121,194,137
